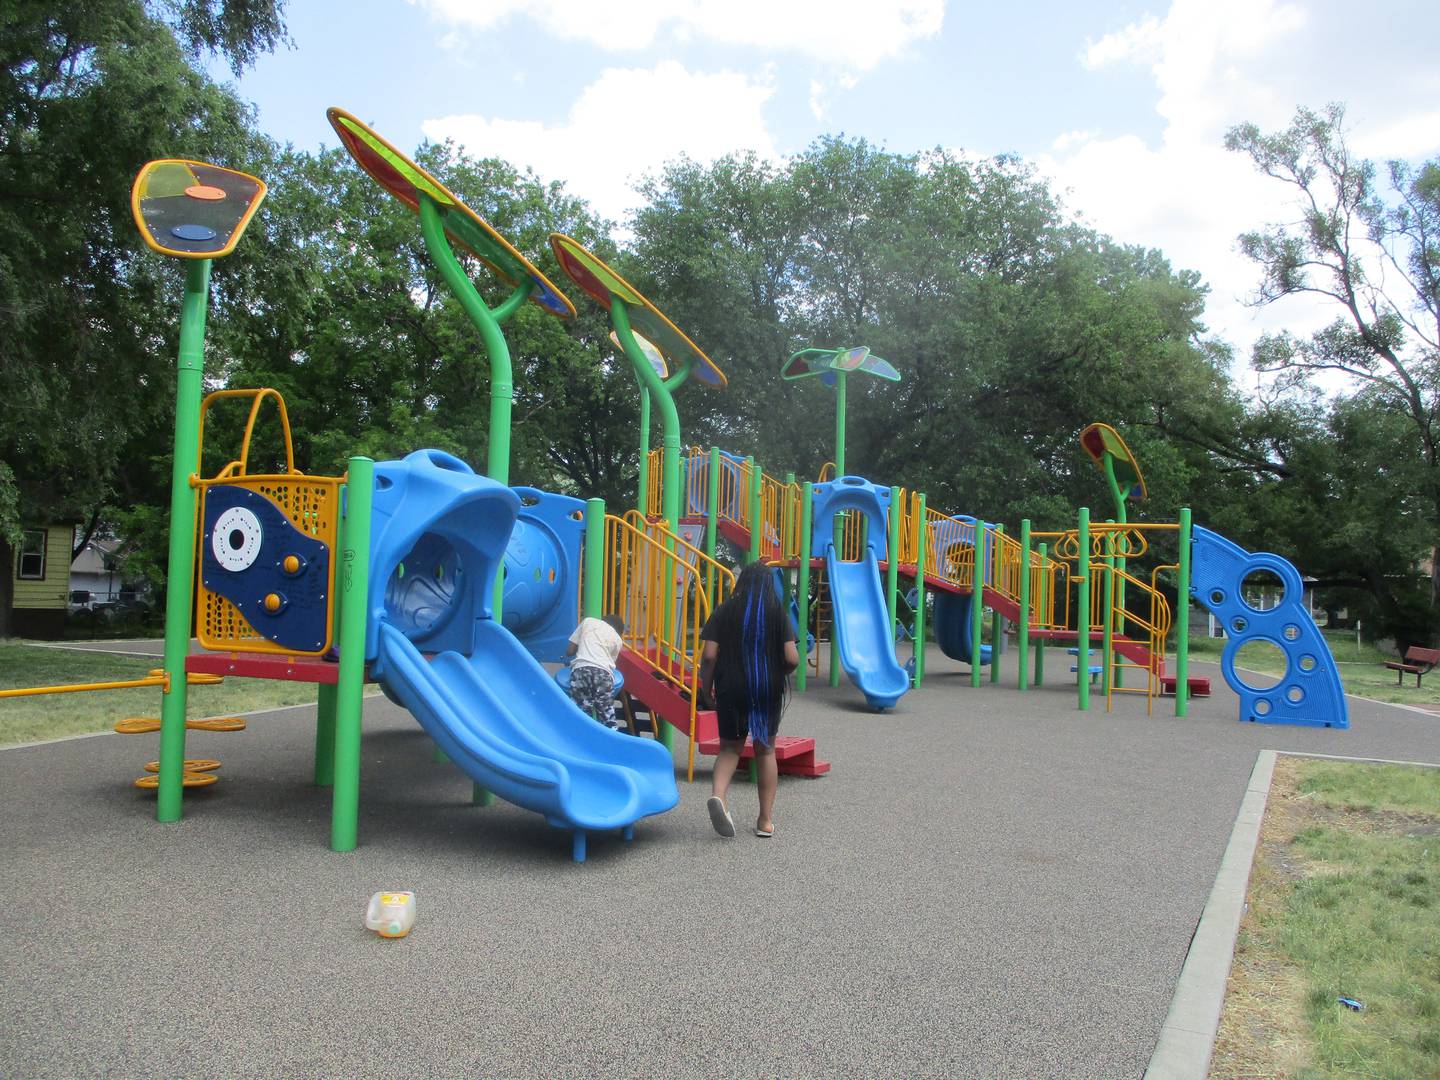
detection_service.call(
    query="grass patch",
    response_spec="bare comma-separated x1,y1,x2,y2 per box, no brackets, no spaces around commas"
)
1212,756,1440,1079
1184,630,1440,708
0,639,338,746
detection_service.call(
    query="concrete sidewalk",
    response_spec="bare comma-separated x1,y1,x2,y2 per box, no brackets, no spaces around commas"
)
1,645,1434,1079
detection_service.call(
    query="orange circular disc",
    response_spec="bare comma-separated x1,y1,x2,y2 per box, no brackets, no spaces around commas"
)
143,759,221,773
115,716,161,734
188,716,247,732
184,184,227,201
134,771,219,790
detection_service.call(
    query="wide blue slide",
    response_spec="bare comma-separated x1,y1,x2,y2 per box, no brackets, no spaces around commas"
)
365,450,678,861
826,548,912,709
810,476,910,710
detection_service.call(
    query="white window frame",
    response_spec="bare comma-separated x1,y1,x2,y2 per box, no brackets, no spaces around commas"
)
17,528,47,580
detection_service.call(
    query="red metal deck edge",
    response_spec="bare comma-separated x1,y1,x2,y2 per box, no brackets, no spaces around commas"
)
185,652,340,684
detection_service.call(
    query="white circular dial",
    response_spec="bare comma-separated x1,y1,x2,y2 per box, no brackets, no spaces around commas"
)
211,507,263,572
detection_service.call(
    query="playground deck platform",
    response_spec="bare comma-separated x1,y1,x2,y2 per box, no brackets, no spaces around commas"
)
2,642,1436,1079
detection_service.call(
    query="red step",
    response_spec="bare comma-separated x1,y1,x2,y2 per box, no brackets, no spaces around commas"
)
1160,675,1212,697
617,646,829,777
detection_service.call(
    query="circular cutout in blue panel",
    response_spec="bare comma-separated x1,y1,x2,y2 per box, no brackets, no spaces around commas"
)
1255,698,1272,715
171,223,217,242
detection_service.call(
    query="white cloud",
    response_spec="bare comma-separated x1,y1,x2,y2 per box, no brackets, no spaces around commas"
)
423,61,778,226
1039,0,1438,388
410,0,943,69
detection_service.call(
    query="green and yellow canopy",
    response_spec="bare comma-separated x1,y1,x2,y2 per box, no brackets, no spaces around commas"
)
1079,422,1147,501
131,160,266,259
781,346,901,385
327,107,574,319
550,234,725,388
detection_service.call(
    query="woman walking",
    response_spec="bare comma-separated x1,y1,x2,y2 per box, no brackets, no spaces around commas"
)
698,563,800,838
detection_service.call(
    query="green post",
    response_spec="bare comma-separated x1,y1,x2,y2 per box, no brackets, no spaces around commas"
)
1176,507,1192,718
612,300,681,533
417,195,526,485
583,498,605,617
331,456,373,852
913,494,928,687
1035,542,1047,686
1077,508,1091,711
313,564,347,785
971,523,986,688
797,482,813,692
886,486,901,638
157,259,211,822
705,446,720,604
991,524,1004,684
1018,520,1031,692
747,456,761,563
636,387,651,516
834,370,847,476
1101,521,1115,701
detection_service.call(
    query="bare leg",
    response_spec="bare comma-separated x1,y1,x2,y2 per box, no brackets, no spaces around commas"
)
755,742,778,833
712,738,744,804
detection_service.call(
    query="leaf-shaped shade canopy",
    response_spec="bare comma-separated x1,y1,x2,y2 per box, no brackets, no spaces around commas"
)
1079,422,1147,501
781,347,901,383
131,160,266,259
609,330,668,378
550,233,726,388
327,107,574,319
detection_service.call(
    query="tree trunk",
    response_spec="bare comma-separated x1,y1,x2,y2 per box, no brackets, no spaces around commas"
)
1432,542,1440,609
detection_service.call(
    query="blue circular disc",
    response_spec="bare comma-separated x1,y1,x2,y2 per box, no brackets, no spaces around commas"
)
171,223,217,242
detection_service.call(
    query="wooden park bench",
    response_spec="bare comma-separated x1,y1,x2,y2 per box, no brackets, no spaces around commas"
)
1383,645,1440,687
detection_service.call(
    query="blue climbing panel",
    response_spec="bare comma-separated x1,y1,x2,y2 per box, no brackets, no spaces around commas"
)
1190,525,1347,729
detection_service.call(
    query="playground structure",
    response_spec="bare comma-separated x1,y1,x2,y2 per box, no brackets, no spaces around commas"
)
5,115,1350,865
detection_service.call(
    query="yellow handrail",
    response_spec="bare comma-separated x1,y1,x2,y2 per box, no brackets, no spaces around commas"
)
603,512,735,780
0,669,224,699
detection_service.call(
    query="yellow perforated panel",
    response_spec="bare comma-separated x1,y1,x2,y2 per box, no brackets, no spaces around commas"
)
196,474,343,656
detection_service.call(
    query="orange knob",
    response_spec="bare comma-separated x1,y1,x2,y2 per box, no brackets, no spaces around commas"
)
282,554,301,574
263,593,283,613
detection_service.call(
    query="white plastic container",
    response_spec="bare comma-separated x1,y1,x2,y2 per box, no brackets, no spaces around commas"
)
365,891,416,938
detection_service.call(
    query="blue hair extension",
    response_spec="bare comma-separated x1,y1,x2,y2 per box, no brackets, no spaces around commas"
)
744,584,771,746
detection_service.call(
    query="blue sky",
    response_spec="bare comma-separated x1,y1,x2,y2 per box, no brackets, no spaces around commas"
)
218,0,1440,378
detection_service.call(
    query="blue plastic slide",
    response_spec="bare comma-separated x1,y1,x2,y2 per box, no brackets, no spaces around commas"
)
931,589,992,666
825,548,911,710
365,450,678,860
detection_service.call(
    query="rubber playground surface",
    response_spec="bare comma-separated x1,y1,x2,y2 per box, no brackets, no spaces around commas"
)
3,644,1437,1079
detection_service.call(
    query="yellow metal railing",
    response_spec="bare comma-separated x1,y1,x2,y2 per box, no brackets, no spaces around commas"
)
0,669,223,699
604,511,735,779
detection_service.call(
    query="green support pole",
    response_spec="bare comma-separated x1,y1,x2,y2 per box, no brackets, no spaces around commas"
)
1018,520,1031,692
611,301,681,533
971,523,986,688
331,456,373,852
991,524,1004,685
636,387,651,516
913,494,928,687
1077,507,1091,711
157,259,211,822
834,370,847,476
1176,507,1192,718
1102,454,1128,689
1101,520,1115,702
886,486,901,638
797,483,813,693
583,498,605,617
747,456,761,563
705,446,720,604
1035,542,1047,686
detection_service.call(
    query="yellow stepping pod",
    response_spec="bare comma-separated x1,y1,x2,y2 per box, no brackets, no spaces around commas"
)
134,772,218,790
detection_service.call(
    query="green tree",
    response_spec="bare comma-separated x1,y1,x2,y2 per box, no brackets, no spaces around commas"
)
1227,103,1440,621
0,0,285,632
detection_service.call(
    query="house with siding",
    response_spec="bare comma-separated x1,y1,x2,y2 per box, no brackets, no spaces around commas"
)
8,523,75,639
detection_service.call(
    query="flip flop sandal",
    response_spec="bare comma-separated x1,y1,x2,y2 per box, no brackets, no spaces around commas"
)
707,796,736,838
754,824,774,838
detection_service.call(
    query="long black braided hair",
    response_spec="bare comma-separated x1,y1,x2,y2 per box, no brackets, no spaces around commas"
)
709,562,792,744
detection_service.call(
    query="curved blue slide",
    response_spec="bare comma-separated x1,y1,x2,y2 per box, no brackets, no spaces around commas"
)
366,450,679,861
931,589,993,666
826,547,911,710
